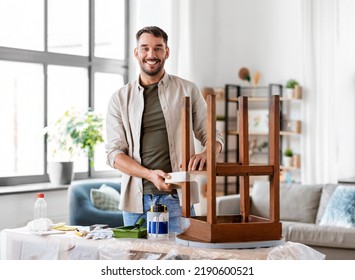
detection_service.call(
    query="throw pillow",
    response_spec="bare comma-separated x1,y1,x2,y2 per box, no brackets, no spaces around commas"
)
319,185,355,228
251,180,322,223
90,184,120,211
315,184,338,224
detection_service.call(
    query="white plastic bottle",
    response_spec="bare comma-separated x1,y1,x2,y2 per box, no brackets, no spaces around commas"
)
33,193,47,232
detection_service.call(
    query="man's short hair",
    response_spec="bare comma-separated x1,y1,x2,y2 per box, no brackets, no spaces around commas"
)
136,26,168,46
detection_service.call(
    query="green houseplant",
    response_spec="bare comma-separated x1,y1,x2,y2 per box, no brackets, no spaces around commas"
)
284,148,294,157
44,108,104,185
285,79,299,98
286,79,299,89
283,148,293,168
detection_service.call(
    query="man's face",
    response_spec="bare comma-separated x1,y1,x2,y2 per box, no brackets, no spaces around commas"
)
134,33,169,78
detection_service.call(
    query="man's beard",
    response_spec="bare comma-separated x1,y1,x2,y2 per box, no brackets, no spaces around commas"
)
141,60,165,76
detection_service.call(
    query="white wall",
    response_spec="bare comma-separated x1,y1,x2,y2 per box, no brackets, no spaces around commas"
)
214,0,302,86
129,0,302,87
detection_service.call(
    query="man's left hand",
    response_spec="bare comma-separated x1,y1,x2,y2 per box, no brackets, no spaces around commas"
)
188,152,207,171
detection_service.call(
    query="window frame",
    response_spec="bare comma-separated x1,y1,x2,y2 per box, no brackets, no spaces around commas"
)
0,0,128,186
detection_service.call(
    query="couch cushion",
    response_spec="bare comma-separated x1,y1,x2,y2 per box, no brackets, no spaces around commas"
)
278,220,299,238
319,185,355,228
216,194,240,215
251,181,322,223
90,184,121,211
287,223,355,249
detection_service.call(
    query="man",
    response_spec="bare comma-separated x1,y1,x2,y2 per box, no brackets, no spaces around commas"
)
106,26,223,233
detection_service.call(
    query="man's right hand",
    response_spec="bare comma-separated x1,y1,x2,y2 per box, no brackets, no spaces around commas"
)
147,169,172,192
114,154,173,192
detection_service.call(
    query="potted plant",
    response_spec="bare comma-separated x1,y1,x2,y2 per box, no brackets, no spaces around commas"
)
285,79,299,98
44,108,104,185
283,148,293,168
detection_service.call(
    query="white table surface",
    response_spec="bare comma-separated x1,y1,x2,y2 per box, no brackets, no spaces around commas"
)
0,227,325,260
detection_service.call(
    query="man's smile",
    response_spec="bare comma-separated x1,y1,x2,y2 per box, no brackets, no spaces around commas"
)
145,59,159,65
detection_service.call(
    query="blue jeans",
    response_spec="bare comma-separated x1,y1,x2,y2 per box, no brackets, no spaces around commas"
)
123,194,195,233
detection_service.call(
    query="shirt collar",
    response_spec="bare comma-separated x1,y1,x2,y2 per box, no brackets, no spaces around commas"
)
137,71,170,91
159,72,170,88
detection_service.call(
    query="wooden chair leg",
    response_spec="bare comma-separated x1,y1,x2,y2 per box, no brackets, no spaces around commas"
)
206,94,217,224
181,97,191,218
238,96,250,222
269,95,280,222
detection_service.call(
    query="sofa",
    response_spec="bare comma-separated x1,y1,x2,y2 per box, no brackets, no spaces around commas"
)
216,181,355,260
68,180,124,228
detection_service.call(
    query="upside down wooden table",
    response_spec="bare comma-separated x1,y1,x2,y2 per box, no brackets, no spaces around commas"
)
175,94,282,246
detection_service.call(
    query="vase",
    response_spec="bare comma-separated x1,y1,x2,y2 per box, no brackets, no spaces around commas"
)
283,156,292,168
285,88,294,98
48,161,74,185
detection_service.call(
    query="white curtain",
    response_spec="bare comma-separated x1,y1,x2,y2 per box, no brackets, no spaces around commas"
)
301,0,355,184
169,0,193,79
132,0,194,80
301,0,339,184
336,1,355,180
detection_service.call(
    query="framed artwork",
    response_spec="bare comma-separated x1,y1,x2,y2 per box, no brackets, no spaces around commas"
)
248,109,269,133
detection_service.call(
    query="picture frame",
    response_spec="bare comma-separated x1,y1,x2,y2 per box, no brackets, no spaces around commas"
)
248,109,269,133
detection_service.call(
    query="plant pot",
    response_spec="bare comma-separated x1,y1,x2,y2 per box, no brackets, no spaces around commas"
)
283,156,292,168
285,88,294,98
48,161,74,185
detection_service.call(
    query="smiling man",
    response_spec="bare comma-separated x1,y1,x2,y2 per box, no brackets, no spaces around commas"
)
134,29,169,82
105,26,223,233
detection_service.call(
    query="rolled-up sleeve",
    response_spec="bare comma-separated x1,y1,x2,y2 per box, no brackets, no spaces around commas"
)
105,91,128,168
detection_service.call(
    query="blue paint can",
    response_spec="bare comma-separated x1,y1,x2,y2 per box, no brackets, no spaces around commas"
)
147,204,169,239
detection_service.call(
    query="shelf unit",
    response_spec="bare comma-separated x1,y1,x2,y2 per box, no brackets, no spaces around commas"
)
223,84,301,195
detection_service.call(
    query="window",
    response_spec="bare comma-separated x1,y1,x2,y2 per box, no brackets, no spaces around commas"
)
47,65,89,173
94,72,124,172
48,0,89,56
95,0,126,59
0,0,44,51
0,0,128,186
0,61,44,177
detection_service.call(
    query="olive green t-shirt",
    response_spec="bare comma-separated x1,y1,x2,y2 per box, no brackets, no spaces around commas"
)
141,83,172,194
